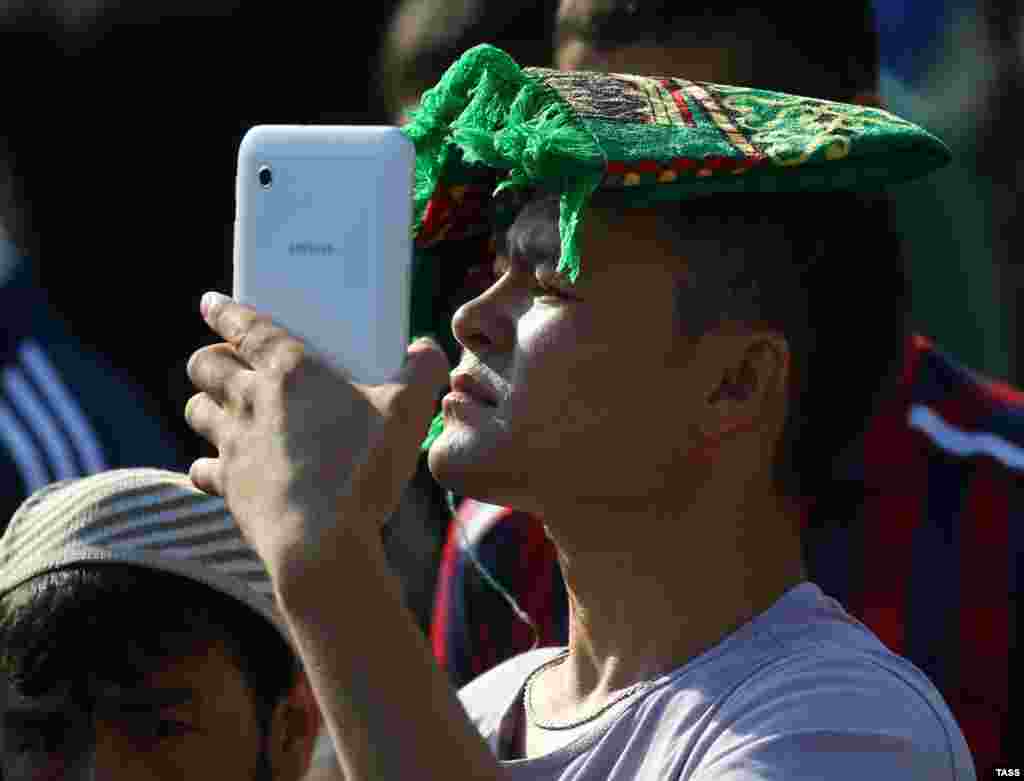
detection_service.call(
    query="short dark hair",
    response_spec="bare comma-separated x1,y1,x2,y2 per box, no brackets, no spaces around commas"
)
640,191,909,500
556,2,879,101
0,565,300,732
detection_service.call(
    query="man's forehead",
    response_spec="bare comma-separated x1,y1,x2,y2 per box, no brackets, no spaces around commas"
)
0,645,217,711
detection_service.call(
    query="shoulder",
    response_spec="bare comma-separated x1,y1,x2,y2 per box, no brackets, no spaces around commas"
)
690,646,976,780
458,647,563,730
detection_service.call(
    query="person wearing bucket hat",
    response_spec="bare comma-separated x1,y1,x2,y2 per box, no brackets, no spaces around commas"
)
0,468,324,780
185,46,972,779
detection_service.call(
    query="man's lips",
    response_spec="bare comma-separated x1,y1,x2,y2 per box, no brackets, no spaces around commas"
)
448,373,500,406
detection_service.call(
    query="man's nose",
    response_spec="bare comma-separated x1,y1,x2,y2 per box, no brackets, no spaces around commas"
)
451,281,518,355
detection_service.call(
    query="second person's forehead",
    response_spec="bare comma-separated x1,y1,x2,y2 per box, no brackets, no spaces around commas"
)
557,0,608,25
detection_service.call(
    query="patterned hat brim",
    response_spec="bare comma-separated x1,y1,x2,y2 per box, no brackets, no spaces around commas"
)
401,44,951,283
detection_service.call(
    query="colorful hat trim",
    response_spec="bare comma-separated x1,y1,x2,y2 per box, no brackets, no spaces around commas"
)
401,44,951,285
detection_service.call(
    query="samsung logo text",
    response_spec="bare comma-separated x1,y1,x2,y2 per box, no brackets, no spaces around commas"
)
289,241,341,256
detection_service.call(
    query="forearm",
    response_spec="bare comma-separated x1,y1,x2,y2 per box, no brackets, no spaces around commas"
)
276,538,506,781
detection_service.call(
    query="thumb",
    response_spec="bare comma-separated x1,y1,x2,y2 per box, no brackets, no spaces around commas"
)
383,337,450,427
397,336,451,391
350,338,450,523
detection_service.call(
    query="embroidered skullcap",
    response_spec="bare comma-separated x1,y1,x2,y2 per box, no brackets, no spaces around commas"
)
0,468,288,647
403,44,950,282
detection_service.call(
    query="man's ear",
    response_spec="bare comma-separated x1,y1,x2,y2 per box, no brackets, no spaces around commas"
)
703,330,790,443
268,672,323,780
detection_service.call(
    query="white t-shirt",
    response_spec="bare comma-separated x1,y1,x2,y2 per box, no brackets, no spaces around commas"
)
458,582,976,780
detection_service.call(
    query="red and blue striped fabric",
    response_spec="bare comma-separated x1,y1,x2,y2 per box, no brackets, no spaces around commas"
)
430,332,1022,775
431,501,566,683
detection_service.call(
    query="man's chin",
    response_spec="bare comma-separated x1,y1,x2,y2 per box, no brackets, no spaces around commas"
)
426,426,515,502
426,427,483,492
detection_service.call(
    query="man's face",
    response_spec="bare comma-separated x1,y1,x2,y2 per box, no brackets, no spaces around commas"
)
428,201,718,517
1,642,275,781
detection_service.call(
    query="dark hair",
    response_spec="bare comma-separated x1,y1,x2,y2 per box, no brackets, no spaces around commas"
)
377,0,558,119
0,565,300,732
556,1,879,101
636,191,909,500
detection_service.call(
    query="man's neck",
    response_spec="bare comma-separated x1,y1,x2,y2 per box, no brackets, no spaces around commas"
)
531,484,807,721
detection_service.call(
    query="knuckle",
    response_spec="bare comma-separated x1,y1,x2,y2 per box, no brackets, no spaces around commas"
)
270,346,317,403
210,303,244,341
220,433,240,460
236,316,279,362
250,370,290,417
269,340,306,374
222,301,258,335
225,372,255,413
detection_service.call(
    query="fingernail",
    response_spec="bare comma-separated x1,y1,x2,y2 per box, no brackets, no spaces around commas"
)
201,291,228,320
411,333,441,347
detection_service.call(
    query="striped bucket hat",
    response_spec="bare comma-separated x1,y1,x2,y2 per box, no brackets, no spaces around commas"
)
0,468,287,647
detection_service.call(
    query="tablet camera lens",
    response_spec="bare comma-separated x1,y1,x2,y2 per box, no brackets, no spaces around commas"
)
258,165,273,189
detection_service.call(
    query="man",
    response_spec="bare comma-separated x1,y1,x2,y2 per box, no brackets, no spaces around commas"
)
184,46,973,778
431,5,1022,774
0,468,324,779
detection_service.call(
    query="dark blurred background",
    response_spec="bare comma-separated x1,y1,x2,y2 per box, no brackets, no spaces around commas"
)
877,0,1015,382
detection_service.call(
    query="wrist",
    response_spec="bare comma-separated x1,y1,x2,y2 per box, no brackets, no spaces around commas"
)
270,525,399,615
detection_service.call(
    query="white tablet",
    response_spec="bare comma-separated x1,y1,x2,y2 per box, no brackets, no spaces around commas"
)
234,125,415,383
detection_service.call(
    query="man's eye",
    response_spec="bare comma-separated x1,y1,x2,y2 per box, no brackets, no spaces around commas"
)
532,273,573,299
533,284,565,298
